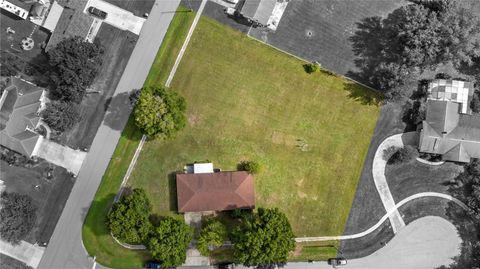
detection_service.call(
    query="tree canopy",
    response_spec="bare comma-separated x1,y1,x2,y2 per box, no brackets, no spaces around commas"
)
48,36,104,103
349,0,480,98
133,86,186,139
0,192,37,244
146,217,193,267
231,208,295,266
106,189,152,244
41,101,81,132
197,218,228,256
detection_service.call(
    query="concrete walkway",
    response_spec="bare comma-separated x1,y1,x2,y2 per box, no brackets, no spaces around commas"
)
371,132,418,233
0,240,45,268
33,138,87,175
38,1,181,268
296,191,468,242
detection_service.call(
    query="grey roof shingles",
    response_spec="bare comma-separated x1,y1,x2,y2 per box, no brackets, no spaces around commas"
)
419,99,480,163
0,77,44,156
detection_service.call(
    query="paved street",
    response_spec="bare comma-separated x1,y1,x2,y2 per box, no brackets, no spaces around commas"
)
37,1,181,268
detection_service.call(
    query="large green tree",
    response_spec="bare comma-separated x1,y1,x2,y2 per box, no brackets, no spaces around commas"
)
197,218,228,256
0,192,37,244
146,217,193,267
41,101,81,132
133,86,186,139
106,189,152,244
232,208,295,266
48,36,104,103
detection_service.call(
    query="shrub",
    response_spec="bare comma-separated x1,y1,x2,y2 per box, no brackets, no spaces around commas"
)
303,63,320,74
146,217,193,267
383,146,399,161
388,145,418,164
41,101,81,132
133,86,186,139
197,218,228,256
471,91,480,113
106,189,152,244
0,192,37,244
237,160,261,174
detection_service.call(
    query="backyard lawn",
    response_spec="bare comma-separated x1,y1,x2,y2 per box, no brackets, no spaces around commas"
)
128,16,381,238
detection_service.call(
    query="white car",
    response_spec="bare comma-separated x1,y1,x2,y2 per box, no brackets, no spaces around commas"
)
225,0,239,4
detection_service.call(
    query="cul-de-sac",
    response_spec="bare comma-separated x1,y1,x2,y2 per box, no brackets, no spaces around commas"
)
1,0,479,269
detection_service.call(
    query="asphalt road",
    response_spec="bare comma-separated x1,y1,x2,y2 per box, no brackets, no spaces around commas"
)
37,1,181,268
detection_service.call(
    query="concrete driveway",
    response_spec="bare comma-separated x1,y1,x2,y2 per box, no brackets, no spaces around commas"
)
33,138,87,175
84,0,146,35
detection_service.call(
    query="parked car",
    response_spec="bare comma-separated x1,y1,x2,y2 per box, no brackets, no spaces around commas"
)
145,262,161,269
225,0,239,4
88,6,107,19
327,258,347,266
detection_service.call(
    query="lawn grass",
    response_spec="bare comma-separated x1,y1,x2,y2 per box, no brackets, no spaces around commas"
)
82,6,195,268
289,241,339,262
129,15,381,240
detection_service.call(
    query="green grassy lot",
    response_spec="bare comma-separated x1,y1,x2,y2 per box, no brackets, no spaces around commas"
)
289,241,339,262
129,15,381,240
82,7,195,268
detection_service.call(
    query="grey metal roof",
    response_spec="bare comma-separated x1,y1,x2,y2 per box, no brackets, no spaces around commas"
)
241,0,276,25
0,77,43,156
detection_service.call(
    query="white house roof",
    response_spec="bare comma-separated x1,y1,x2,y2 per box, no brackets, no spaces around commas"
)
193,163,214,174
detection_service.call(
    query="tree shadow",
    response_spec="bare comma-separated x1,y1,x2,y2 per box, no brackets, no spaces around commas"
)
168,172,179,212
343,82,382,106
103,91,136,131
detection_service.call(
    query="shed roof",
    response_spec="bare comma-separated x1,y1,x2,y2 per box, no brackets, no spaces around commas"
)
176,171,255,213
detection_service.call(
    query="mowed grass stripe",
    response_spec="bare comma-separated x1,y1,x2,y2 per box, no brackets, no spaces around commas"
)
129,16,380,237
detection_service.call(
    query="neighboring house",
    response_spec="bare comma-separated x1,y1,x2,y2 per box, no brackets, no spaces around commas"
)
240,0,276,27
0,76,45,157
176,163,255,213
419,79,479,163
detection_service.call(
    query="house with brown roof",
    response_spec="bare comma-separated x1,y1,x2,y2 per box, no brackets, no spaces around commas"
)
176,164,255,213
419,96,480,163
0,76,45,156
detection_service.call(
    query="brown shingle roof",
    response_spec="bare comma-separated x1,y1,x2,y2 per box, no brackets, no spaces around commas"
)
176,171,255,213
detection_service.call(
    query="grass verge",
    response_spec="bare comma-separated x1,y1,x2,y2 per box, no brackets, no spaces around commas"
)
82,6,195,268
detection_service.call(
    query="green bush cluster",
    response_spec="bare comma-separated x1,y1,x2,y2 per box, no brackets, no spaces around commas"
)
237,160,261,174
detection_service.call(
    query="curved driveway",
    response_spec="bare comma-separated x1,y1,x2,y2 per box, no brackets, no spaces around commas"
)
296,191,467,242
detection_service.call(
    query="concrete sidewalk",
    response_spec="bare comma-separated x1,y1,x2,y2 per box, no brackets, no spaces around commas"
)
0,240,45,269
